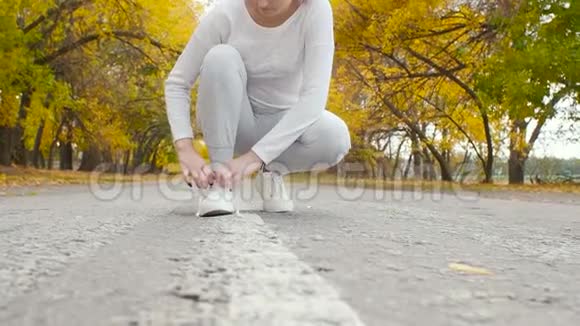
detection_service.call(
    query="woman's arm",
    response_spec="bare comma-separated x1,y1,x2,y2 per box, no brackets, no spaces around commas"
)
250,0,335,164
165,7,228,143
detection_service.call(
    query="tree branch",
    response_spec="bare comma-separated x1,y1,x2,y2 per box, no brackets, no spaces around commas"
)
405,47,480,108
35,30,180,65
418,94,487,170
23,0,88,34
401,24,467,41
344,0,368,20
526,86,573,154
405,46,494,182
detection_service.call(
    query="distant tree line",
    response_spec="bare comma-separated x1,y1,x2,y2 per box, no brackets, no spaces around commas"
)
331,0,578,184
0,0,578,185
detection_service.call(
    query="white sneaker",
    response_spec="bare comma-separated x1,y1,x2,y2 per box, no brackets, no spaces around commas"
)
256,172,294,212
197,186,235,217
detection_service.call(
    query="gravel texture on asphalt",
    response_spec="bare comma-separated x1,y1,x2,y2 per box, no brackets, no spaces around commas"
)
1,183,579,326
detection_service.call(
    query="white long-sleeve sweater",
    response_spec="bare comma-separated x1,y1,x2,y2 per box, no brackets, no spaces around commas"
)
164,0,335,164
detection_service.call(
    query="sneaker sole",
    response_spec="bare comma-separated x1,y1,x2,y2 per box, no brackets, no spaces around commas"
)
200,209,234,217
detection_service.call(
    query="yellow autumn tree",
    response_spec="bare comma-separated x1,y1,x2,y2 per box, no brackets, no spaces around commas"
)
0,0,200,171
331,0,500,182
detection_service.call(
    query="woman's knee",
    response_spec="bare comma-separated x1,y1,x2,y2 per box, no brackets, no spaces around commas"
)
201,44,245,78
330,116,352,163
310,112,351,165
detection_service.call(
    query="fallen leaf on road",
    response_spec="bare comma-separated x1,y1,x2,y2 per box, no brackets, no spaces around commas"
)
449,263,493,275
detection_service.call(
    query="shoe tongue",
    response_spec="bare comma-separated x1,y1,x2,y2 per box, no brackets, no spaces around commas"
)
272,175,284,196
207,186,232,200
273,174,283,184
208,186,223,195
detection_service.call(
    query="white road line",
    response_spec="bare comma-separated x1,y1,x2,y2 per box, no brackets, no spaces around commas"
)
170,212,367,326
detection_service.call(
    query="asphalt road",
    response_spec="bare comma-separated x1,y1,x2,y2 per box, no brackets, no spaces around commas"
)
1,180,579,326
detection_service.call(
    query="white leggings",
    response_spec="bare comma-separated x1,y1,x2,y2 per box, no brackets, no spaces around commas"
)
196,44,351,175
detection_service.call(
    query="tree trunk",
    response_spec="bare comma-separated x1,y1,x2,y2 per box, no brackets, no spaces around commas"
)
132,142,145,171
422,148,436,180
59,126,73,170
508,150,526,184
47,118,65,170
410,134,422,180
481,114,494,184
13,91,32,166
32,120,45,168
391,136,406,180
78,143,102,171
39,153,46,168
403,154,412,180
48,145,55,170
0,126,14,166
455,151,471,183
150,147,159,173
100,149,115,172
378,157,390,180
59,143,73,170
123,149,131,174
508,120,528,184
48,137,58,170
132,150,144,172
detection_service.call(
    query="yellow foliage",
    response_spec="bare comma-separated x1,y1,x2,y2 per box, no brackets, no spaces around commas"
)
332,0,497,179
193,139,209,160
0,90,19,127
1,0,201,165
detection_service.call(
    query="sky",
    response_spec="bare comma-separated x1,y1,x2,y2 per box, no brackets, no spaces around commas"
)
529,118,579,159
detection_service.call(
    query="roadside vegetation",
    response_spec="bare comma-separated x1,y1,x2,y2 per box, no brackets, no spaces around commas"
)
1,0,577,187
2,165,578,196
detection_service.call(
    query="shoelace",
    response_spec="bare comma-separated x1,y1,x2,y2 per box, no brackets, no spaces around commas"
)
270,173,287,199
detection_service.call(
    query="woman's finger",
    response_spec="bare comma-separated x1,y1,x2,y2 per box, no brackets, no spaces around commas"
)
183,169,194,188
224,170,235,189
232,172,242,187
224,174,234,190
215,173,223,188
189,170,201,189
195,171,210,189
201,165,213,176
202,165,215,185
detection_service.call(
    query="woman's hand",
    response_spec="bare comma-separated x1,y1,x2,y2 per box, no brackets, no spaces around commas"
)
211,163,233,189
225,151,264,185
175,139,213,189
